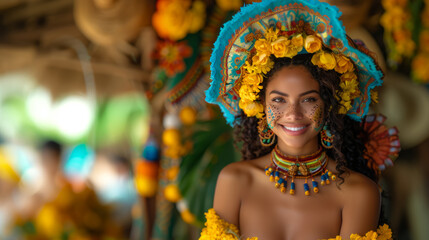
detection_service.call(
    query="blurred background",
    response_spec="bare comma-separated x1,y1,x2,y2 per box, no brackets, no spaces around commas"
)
0,0,428,239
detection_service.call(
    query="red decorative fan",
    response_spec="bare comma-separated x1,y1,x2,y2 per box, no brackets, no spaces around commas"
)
362,114,401,172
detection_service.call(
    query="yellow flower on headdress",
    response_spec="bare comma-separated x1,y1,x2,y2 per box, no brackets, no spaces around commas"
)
239,99,264,118
291,34,304,50
304,35,322,53
311,51,336,70
242,73,263,86
265,28,279,42
271,36,291,58
340,78,359,96
252,52,270,66
334,54,355,74
255,39,271,54
340,72,358,82
243,61,258,74
239,84,259,102
338,99,352,115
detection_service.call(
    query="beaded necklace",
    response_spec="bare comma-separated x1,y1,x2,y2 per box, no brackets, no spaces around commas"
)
264,145,337,196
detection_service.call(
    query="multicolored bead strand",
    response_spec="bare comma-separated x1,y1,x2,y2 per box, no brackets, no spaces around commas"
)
265,146,337,196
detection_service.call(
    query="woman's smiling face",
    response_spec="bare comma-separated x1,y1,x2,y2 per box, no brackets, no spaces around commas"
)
264,65,324,155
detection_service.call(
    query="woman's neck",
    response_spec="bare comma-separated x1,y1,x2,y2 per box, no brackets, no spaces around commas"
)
276,139,320,156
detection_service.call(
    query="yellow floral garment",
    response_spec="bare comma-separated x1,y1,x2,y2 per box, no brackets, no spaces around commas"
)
200,209,393,240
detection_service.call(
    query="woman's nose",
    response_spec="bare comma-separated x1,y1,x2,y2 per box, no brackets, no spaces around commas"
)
284,102,304,120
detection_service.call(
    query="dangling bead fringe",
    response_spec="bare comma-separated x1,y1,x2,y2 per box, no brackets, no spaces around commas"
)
265,146,337,196
304,179,310,196
290,180,295,195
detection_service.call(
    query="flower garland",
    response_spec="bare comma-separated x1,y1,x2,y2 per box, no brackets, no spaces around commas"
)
238,23,359,118
381,0,429,83
162,107,198,225
200,208,393,240
412,0,429,83
199,208,257,240
380,0,416,63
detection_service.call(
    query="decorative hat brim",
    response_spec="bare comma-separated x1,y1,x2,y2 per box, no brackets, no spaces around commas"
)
206,0,383,126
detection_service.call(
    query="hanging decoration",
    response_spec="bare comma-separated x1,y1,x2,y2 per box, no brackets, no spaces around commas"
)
381,0,429,83
134,136,161,197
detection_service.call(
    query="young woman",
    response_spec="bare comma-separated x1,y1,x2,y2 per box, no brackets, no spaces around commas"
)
201,0,399,239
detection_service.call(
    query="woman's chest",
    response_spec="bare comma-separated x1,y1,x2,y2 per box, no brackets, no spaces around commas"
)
239,181,343,239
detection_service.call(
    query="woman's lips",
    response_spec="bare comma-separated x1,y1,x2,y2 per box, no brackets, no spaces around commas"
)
279,124,309,136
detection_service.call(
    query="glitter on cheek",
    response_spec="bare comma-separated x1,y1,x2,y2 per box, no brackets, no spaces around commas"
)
267,105,282,129
311,104,324,131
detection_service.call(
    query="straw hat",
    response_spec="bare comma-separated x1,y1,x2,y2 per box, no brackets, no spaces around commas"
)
74,0,154,46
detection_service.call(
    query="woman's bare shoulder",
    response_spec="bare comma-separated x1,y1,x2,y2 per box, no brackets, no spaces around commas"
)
340,170,379,197
213,156,267,225
338,170,381,235
217,156,267,186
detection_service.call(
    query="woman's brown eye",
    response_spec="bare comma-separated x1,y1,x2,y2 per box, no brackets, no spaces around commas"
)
303,97,317,103
272,97,285,103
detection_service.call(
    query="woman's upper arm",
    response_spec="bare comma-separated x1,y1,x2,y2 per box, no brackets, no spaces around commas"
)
340,174,381,237
213,162,247,226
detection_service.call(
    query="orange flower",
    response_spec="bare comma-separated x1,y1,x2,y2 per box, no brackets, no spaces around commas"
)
304,35,322,53
242,73,263,85
239,99,264,118
334,55,354,74
291,34,304,51
311,51,336,70
255,39,271,54
271,37,291,58
340,72,358,82
152,0,206,40
252,52,270,66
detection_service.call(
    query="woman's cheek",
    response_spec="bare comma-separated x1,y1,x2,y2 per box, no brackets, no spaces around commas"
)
309,104,324,131
266,104,283,129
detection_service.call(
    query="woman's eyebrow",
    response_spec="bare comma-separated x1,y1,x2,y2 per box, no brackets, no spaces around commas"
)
299,90,320,97
269,90,319,97
269,90,288,96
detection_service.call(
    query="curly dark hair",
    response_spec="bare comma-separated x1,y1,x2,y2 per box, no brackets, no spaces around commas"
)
234,53,378,184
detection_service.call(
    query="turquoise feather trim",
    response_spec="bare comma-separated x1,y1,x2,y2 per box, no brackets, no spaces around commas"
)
205,0,384,126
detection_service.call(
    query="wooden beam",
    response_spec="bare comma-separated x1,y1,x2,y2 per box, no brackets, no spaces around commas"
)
0,45,36,73
37,53,151,83
1,0,73,25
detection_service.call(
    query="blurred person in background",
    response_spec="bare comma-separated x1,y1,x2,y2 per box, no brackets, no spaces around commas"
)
37,140,65,203
89,152,138,238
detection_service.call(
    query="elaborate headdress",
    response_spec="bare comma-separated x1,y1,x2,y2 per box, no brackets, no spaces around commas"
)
206,0,383,125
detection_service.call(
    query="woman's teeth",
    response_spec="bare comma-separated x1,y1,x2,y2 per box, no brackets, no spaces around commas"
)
283,126,307,131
